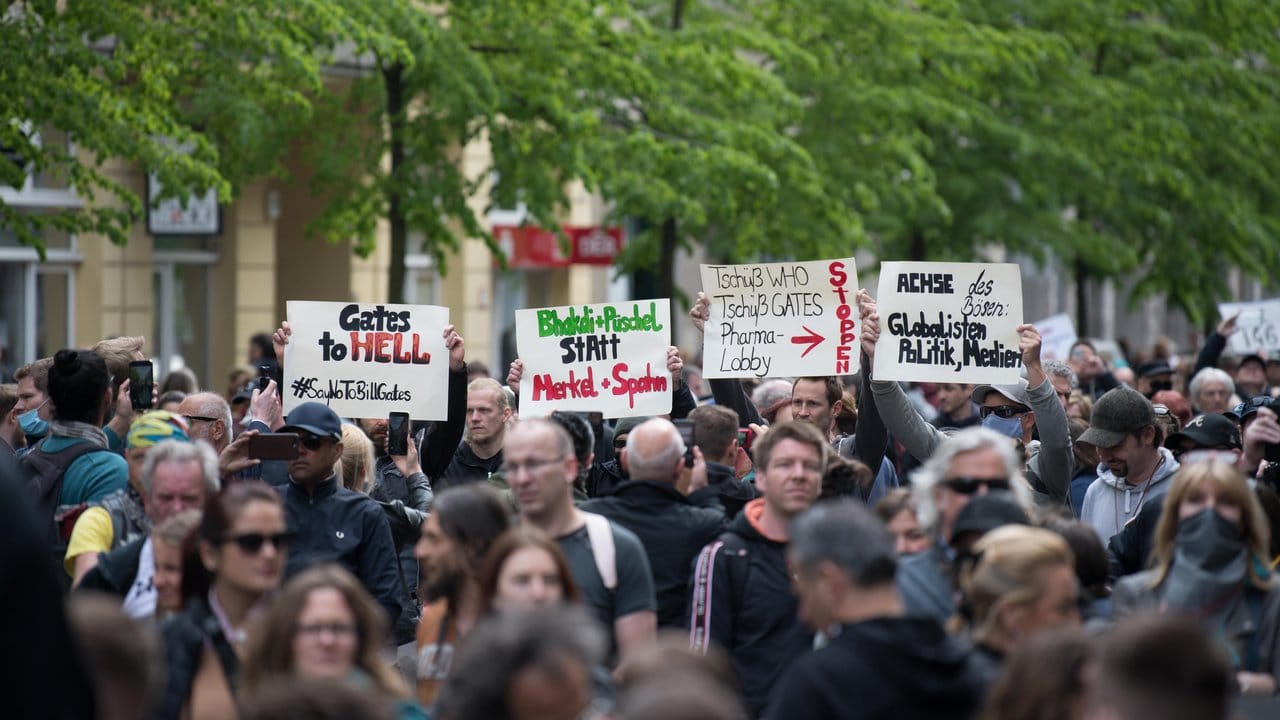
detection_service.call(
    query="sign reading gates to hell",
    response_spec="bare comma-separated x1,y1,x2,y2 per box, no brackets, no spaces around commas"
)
700,259,860,379
283,301,450,420
516,299,673,418
873,261,1024,384
1218,299,1280,354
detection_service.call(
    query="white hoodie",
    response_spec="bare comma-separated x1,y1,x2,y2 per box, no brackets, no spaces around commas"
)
1080,447,1181,544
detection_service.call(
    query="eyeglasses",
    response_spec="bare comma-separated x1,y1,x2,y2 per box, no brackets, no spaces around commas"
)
183,415,220,425
941,477,1010,495
222,531,295,555
979,405,1027,419
500,456,566,476
295,622,357,639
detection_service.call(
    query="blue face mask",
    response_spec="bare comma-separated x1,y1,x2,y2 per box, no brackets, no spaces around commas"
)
19,406,50,439
982,413,1024,439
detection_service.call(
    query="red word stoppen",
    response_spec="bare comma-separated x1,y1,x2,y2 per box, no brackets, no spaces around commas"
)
829,261,856,375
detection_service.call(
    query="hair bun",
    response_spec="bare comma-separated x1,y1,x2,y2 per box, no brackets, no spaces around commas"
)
53,349,82,374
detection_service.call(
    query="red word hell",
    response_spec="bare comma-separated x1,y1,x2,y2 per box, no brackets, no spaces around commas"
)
349,332,432,364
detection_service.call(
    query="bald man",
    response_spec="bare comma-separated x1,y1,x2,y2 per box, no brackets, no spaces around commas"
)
581,418,725,628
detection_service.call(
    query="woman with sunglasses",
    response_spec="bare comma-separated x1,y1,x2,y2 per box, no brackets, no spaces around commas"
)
1113,459,1280,695
242,565,426,719
155,482,291,720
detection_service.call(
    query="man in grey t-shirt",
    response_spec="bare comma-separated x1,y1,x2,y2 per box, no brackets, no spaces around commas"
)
505,419,657,661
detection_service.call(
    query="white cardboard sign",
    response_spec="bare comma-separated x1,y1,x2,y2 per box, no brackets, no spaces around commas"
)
283,301,450,420
1217,299,1280,354
517,299,672,418
873,261,1024,384
700,258,860,379
1031,313,1078,361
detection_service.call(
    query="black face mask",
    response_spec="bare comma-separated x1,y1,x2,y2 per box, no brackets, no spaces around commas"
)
1145,380,1173,398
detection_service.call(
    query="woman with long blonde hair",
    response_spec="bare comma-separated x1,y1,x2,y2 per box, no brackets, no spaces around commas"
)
1113,459,1280,695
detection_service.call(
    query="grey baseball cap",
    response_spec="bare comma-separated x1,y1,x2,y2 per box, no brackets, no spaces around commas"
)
971,379,1032,410
1079,386,1155,448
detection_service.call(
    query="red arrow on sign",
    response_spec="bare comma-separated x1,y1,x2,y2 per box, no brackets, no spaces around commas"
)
791,326,826,358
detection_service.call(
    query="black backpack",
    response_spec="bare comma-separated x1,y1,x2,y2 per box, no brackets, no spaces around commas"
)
21,438,102,590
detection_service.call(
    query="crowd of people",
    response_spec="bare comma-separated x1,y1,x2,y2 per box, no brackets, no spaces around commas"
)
4,298,1280,720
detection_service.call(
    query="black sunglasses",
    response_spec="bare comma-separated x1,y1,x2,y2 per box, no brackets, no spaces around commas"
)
223,531,296,555
979,405,1027,419
183,414,220,425
298,435,334,451
941,477,1010,495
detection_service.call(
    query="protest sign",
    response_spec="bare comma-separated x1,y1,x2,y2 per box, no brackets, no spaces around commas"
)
1031,313,1078,361
517,299,672,418
1218,299,1280,354
873,261,1024,384
700,259,860,379
283,301,450,419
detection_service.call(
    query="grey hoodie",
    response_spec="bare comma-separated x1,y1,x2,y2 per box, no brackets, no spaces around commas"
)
1080,447,1180,544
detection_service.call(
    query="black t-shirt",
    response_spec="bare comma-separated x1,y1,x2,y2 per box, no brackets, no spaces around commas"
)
557,523,656,639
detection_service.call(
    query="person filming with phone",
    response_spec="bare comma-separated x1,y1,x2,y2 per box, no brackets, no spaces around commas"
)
274,401,405,626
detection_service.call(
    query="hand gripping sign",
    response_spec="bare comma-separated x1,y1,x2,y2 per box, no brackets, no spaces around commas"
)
700,258,860,379
517,300,673,418
873,261,1024,385
283,301,450,419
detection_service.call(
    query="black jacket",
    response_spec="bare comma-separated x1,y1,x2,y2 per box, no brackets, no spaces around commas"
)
765,617,983,720
580,480,726,628
153,595,239,720
1107,495,1163,581
688,461,756,520
279,476,404,623
423,368,488,491
586,457,628,499
77,534,147,597
689,503,810,717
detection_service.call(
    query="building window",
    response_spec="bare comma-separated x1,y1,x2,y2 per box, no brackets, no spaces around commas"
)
153,238,216,387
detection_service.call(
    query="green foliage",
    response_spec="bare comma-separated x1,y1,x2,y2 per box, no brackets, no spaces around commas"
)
7,0,1280,324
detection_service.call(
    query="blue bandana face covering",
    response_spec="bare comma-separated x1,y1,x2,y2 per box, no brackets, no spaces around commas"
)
982,413,1023,439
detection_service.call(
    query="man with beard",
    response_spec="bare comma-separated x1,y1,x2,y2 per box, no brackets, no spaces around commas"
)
1079,387,1181,544
276,402,403,622
413,485,512,706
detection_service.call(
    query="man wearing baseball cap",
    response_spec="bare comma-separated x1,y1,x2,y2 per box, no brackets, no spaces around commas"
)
1078,387,1180,544
278,401,403,622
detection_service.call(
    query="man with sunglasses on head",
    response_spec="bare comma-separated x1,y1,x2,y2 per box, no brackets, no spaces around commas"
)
276,401,404,624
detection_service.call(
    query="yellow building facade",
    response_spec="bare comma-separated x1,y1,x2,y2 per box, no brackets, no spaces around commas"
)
1,131,622,388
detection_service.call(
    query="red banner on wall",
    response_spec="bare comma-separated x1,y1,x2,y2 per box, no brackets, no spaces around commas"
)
493,225,624,268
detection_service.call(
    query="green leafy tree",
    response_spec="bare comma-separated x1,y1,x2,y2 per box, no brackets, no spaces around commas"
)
0,1,405,253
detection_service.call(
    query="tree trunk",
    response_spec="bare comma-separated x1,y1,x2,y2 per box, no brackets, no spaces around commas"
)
909,231,926,261
385,62,408,304
659,217,677,302
1075,257,1089,338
